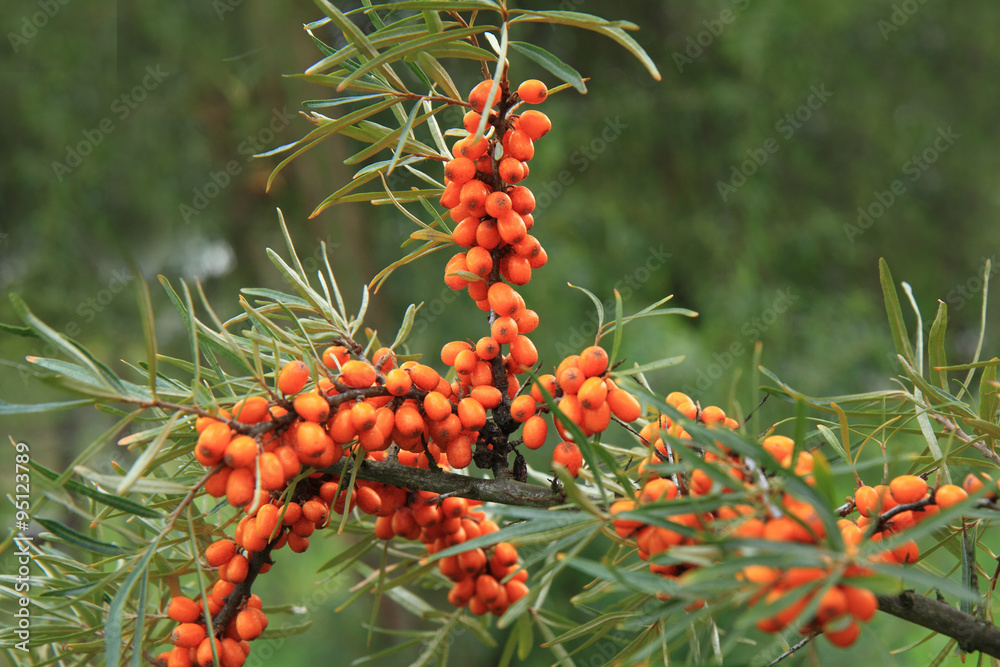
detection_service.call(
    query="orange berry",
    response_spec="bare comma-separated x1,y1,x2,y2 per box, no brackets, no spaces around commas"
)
224,554,249,584
423,391,453,422
509,335,538,368
889,474,928,505
409,364,441,391
350,401,377,432
498,157,526,184
458,547,488,574
607,388,641,422
487,282,520,317
507,185,535,215
579,346,609,377
195,637,222,666
167,646,194,667
517,79,548,104
468,80,498,113
963,472,994,496
295,420,332,462
196,422,231,466
235,609,263,641
501,254,532,286
447,436,473,469
444,157,476,184
509,394,537,423
470,385,503,409
490,316,518,345
255,503,280,540
577,376,608,410
457,397,488,430
475,336,500,360
225,468,255,507
223,435,258,469
356,486,383,515
485,191,512,219
231,396,270,424
454,134,489,161
854,485,881,518
384,367,412,397
219,638,246,667
337,359,374,388
517,109,551,140
277,360,310,396
293,391,330,423
505,129,534,162
553,441,583,477
934,484,969,509
843,584,878,622
167,597,202,624
557,365,585,395
761,435,794,462
171,622,207,648
823,619,860,648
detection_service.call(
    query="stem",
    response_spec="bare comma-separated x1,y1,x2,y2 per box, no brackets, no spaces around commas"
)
876,591,1000,658
322,458,566,507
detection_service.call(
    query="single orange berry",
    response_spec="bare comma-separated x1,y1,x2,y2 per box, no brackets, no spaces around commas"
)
339,359,376,389
934,483,969,509
293,391,330,423
167,596,202,624
553,441,583,477
889,474,928,505
223,435,258,469
171,622,207,648
517,79,548,104
277,360,310,396
517,109,552,140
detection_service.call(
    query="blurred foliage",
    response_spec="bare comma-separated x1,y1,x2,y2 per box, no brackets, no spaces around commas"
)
1,0,998,665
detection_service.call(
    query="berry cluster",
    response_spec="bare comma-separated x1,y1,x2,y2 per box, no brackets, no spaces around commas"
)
605,392,886,647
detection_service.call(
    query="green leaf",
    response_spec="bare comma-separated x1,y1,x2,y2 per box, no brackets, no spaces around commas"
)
612,356,685,377
879,258,916,369
105,545,160,667
567,282,604,339
416,52,462,100
333,26,486,93
29,460,163,518
35,518,128,556
389,303,418,350
267,97,400,191
312,0,408,91
316,532,378,575
609,289,625,371
508,10,660,81
815,424,850,465
928,300,949,391
980,363,999,424
508,41,586,93
0,398,97,414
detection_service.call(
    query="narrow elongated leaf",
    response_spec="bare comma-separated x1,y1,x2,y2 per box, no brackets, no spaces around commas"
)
508,41,586,93
313,0,408,91
879,258,916,368
105,546,160,667
928,300,949,391
567,282,604,337
334,27,486,92
508,10,660,81
416,52,462,100
35,518,128,556
613,356,685,376
267,97,399,190
30,460,163,518
0,398,97,414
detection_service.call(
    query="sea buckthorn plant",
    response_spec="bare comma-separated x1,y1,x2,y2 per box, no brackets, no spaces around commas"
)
2,2,1000,666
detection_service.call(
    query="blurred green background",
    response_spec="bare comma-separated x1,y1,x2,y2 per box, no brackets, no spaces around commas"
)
1,0,998,664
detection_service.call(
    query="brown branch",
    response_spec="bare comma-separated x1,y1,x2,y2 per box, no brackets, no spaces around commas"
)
930,412,1000,466
322,458,566,508
875,590,1000,658
212,537,278,635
